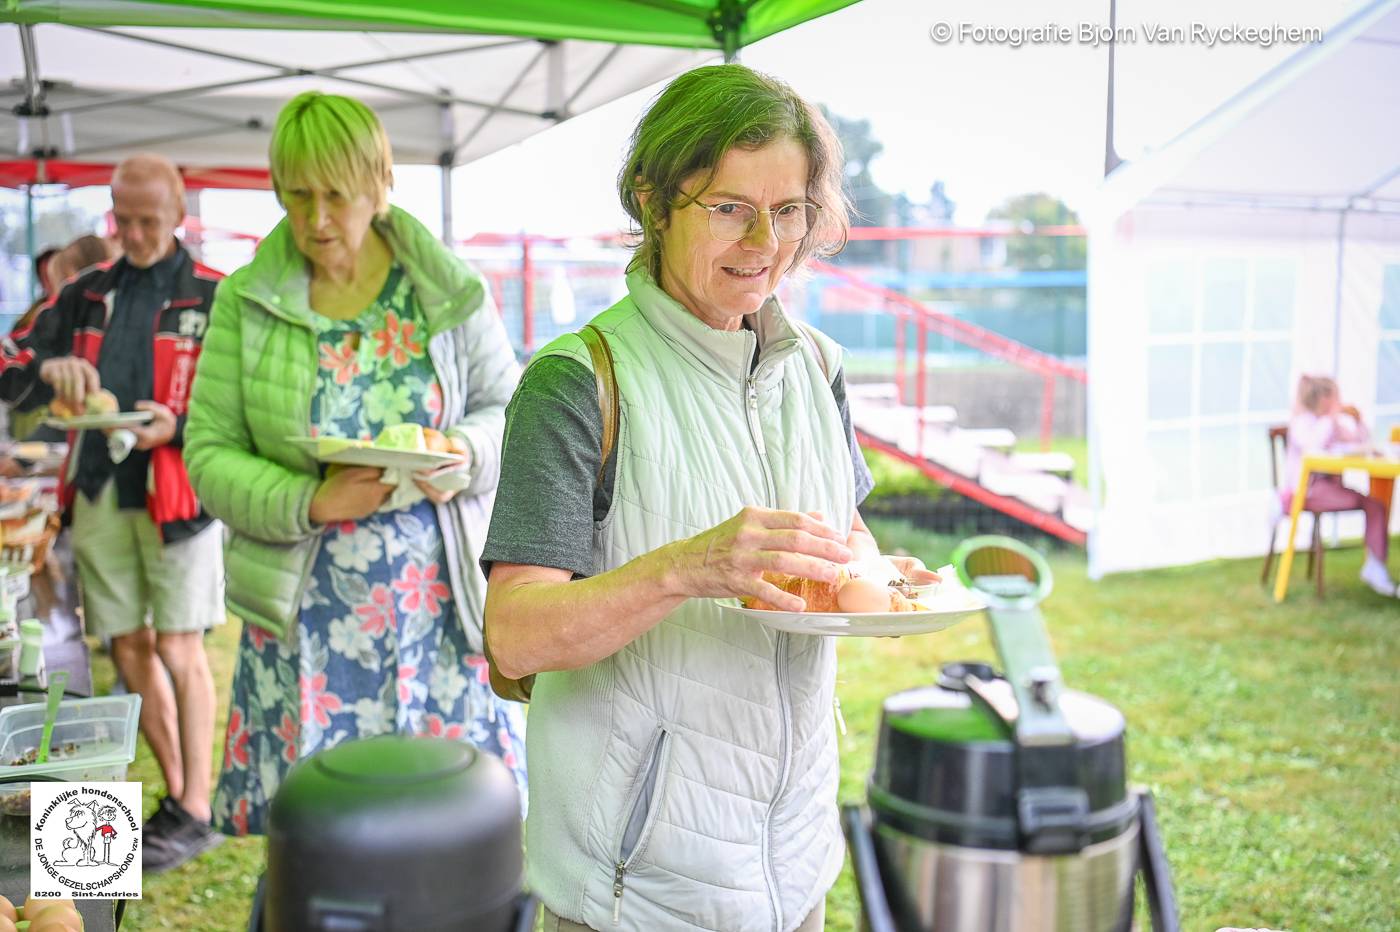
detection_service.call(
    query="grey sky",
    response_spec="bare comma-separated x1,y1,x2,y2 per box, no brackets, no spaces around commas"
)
201,0,1356,238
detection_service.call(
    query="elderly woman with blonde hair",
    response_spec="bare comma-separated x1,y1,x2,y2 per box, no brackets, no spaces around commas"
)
482,64,933,931
185,91,525,835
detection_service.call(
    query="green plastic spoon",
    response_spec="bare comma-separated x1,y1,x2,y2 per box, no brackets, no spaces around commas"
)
34,670,69,765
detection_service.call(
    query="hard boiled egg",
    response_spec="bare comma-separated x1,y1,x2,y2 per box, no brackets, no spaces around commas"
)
27,911,83,932
837,577,891,614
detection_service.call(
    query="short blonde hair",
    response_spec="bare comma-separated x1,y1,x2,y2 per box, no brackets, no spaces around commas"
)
269,91,393,215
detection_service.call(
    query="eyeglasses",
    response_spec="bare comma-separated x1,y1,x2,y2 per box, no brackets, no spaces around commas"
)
688,199,822,244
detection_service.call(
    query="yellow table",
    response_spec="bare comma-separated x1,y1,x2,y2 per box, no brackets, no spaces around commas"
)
1273,453,1400,602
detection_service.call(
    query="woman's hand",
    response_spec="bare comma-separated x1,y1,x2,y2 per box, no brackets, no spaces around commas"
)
663,507,853,612
412,451,472,505
309,465,392,524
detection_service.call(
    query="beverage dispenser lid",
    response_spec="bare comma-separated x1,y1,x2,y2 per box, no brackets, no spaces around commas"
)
313,734,476,786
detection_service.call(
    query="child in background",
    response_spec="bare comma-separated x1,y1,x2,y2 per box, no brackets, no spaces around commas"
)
1283,375,1396,597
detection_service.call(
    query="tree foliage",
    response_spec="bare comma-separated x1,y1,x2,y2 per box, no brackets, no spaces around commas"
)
820,105,893,264
985,193,1085,270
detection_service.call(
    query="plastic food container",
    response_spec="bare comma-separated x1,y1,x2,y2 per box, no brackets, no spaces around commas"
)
0,695,142,818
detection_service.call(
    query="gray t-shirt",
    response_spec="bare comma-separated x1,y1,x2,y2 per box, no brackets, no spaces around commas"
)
481,355,875,579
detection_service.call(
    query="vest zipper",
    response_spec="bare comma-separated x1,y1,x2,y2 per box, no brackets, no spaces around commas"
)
745,362,788,930
611,728,672,925
292,329,324,613
612,860,625,925
744,374,777,506
763,634,793,931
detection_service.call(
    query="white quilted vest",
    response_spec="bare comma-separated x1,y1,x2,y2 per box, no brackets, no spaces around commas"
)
523,271,855,932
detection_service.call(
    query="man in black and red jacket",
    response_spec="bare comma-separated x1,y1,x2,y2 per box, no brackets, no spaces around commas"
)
0,154,225,872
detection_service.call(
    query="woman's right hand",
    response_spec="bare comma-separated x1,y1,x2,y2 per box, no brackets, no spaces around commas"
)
309,466,392,524
664,507,852,612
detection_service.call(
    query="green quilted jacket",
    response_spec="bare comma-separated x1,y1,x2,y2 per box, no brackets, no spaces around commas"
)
184,206,520,642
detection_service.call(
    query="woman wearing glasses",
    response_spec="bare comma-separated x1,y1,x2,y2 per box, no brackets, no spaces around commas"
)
482,64,929,932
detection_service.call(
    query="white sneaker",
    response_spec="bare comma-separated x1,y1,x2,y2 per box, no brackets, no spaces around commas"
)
1359,561,1397,597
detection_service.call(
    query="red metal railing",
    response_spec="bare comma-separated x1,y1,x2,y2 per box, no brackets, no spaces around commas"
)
810,260,1086,452
856,430,1087,546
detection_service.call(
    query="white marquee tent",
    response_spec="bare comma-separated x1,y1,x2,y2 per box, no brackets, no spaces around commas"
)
1087,0,1400,576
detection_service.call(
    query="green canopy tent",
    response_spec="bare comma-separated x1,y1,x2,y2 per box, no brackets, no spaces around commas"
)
1,0,857,265
2,0,854,57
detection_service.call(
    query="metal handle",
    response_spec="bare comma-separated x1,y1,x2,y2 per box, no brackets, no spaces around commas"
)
842,805,898,932
1137,790,1180,932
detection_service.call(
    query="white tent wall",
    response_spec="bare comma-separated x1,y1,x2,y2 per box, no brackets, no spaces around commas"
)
1339,213,1400,437
1086,204,1400,576
1087,0,1400,577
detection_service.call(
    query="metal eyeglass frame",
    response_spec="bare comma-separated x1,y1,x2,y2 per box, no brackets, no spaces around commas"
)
689,200,823,243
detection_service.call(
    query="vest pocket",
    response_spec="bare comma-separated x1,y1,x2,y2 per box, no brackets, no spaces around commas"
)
611,727,673,924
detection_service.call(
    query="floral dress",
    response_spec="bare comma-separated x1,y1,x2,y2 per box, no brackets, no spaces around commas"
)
212,266,527,836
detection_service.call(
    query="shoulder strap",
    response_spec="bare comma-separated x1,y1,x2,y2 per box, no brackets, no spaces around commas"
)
579,323,619,485
796,321,831,382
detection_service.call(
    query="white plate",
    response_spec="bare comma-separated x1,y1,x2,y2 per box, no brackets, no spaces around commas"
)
719,588,985,637
43,411,153,430
286,437,464,472
4,442,65,462
0,500,29,521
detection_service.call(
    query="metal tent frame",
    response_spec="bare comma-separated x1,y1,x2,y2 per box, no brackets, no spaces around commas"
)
2,0,856,263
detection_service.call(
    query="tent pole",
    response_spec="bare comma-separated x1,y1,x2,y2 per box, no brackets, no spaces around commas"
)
184,186,203,263
711,0,746,61
25,184,37,302
1331,204,1350,375
1103,0,1121,176
440,158,454,248
19,25,43,112
439,96,456,247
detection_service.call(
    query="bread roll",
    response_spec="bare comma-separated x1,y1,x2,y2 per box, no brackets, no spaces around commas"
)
423,428,452,453
743,569,927,613
743,568,850,612
85,389,118,415
48,397,80,419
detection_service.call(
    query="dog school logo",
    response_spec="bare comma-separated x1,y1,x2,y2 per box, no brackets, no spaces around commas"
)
30,783,142,900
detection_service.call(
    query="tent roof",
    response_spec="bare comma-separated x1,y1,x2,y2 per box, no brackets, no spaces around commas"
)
1,1,856,173
3,0,851,49
1097,0,1400,219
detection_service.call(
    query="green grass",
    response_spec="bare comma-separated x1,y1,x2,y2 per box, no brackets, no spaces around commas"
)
106,522,1397,930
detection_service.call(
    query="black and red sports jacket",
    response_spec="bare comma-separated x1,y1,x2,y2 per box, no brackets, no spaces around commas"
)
0,244,222,543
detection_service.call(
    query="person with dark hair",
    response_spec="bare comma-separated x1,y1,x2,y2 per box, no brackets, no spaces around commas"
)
32,246,59,298
482,64,932,932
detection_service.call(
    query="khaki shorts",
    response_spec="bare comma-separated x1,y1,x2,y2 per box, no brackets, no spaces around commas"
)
71,482,224,640
540,901,825,931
